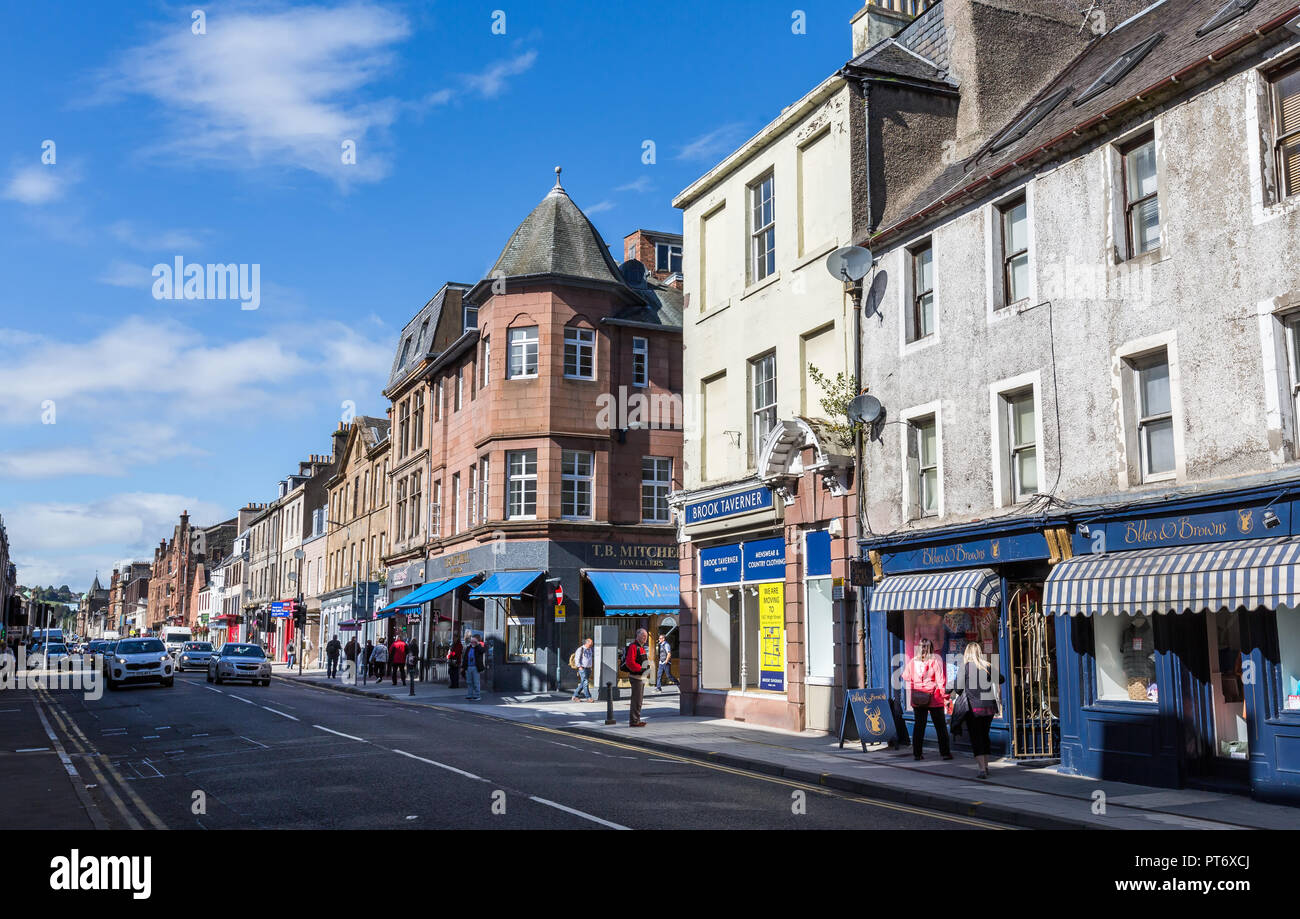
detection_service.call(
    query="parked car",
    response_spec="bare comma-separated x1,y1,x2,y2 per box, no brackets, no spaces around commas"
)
207,643,272,686
103,638,174,690
176,641,215,672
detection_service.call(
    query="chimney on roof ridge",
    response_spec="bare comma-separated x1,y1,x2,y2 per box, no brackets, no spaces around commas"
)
851,0,929,57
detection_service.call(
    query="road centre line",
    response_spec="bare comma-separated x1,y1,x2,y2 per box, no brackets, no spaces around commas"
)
261,706,299,721
313,725,366,742
391,749,485,782
528,795,629,830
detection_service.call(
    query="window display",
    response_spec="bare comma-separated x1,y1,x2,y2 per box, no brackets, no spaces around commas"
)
1094,613,1157,703
901,607,998,706
699,585,783,692
506,615,535,662
1278,604,1300,712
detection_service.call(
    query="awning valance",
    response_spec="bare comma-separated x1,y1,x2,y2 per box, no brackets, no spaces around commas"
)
870,568,1001,612
469,570,544,600
1043,537,1300,616
586,570,679,611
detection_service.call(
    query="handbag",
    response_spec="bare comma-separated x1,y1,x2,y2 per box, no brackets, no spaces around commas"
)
911,689,933,709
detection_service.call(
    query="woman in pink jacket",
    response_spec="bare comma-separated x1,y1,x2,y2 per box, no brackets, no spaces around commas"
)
906,638,952,761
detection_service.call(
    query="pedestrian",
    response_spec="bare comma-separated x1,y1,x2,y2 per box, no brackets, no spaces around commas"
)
626,628,650,727
371,638,388,682
446,636,463,690
953,642,1003,779
461,632,486,701
406,637,420,683
905,638,952,761
344,635,359,679
391,634,407,686
655,634,678,691
286,642,296,669
363,639,374,678
571,637,594,702
326,635,342,679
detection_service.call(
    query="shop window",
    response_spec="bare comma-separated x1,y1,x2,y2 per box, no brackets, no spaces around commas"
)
805,578,835,682
1279,604,1300,712
699,585,783,693
900,607,999,702
1093,613,1157,703
507,610,536,663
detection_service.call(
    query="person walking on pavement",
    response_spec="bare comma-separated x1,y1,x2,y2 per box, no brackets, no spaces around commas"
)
326,635,342,679
446,636,463,690
370,638,387,682
906,638,952,761
406,637,420,683
953,642,1003,779
363,639,374,678
571,637,594,702
655,634,678,691
461,632,486,701
286,642,296,669
390,634,407,686
626,629,650,727
344,636,359,680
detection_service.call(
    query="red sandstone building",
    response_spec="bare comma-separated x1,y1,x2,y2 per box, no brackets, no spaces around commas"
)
380,171,684,693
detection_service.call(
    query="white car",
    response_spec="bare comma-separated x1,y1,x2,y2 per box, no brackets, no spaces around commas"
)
207,643,272,686
103,637,175,690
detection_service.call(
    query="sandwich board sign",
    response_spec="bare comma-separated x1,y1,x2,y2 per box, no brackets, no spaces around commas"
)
839,687,897,751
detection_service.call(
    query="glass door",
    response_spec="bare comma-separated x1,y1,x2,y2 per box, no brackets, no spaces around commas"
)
1206,610,1248,760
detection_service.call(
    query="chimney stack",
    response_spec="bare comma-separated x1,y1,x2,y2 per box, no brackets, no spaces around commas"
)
851,0,926,57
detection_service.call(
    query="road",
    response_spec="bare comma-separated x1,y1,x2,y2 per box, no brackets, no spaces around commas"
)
3,670,1008,830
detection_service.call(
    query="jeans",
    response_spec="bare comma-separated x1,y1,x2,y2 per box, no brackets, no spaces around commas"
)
968,714,994,757
912,705,951,758
655,662,675,689
327,656,338,678
466,666,481,700
574,667,592,699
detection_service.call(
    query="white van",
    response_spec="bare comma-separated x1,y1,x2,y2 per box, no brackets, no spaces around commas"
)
160,626,193,657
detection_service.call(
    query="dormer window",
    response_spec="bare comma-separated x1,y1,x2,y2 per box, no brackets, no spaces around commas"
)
463,304,478,331
655,243,682,274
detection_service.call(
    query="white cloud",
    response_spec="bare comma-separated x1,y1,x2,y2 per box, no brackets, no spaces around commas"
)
97,4,411,183
3,164,73,205
675,123,749,162
0,423,204,480
108,220,203,251
584,199,616,215
615,176,653,193
461,50,538,99
96,260,154,288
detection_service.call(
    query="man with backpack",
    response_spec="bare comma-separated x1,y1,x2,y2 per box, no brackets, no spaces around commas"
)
625,629,650,727
655,634,678,691
570,637,594,702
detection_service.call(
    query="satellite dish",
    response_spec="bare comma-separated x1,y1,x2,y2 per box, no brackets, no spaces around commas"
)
825,245,873,283
847,393,883,426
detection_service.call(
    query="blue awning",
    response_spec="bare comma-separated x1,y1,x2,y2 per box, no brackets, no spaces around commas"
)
585,570,679,611
470,570,544,600
870,568,1001,612
1044,537,1300,616
373,575,478,616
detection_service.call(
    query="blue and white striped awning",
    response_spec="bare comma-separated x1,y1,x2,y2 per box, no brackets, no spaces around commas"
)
870,568,1001,612
1044,537,1300,616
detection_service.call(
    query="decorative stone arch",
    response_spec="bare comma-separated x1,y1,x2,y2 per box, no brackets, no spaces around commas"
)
757,417,853,504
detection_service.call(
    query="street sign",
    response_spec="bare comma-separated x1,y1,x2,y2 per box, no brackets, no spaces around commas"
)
554,604,566,623
554,584,564,606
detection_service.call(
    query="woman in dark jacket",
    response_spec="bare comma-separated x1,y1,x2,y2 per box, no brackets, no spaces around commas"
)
955,642,1003,779
446,638,462,689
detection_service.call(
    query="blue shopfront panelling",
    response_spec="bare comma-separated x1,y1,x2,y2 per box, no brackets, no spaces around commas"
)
806,530,832,578
699,544,743,586
742,537,786,581
877,531,1050,574
1069,503,1292,557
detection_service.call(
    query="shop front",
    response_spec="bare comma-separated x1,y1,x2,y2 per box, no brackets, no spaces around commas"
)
863,525,1058,761
675,419,857,732
1047,490,1300,803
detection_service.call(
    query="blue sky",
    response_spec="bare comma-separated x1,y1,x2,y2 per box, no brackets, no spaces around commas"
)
0,0,858,589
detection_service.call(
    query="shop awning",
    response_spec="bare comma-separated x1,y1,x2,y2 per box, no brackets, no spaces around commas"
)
585,570,679,611
470,570,544,599
870,568,1001,612
373,575,478,616
1043,537,1300,616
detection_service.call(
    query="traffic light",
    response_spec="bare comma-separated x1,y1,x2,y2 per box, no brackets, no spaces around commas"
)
293,602,306,629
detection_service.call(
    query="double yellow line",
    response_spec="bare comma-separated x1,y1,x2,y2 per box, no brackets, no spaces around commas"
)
35,687,168,831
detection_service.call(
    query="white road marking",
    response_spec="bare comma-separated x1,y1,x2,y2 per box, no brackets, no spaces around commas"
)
0,708,21,713
313,725,365,742
239,736,268,749
261,706,299,721
191,733,208,738
230,695,255,705
391,749,485,782
142,735,159,740
528,795,629,830
154,726,171,730
16,747,50,753
203,686,223,694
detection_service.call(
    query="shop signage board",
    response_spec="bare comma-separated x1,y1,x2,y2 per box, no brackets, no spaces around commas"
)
743,537,786,581
1070,503,1287,556
879,531,1048,574
699,544,743,586
758,583,785,692
684,486,773,526
838,687,898,751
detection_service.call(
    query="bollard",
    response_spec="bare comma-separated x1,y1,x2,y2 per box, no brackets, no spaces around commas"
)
604,682,616,726
409,666,415,697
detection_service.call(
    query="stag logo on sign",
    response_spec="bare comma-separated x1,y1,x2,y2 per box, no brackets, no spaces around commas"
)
152,257,260,310
49,850,151,900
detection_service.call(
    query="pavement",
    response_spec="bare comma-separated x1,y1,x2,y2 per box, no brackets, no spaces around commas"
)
278,663,1300,830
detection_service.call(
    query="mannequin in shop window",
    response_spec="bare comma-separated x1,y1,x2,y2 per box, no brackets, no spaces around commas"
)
1122,616,1156,702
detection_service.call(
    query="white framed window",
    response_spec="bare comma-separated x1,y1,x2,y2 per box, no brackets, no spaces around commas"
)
454,367,463,411
805,573,834,684
479,455,490,524
1132,351,1175,481
451,473,461,535
468,464,478,528
1271,61,1300,200
632,336,649,387
561,450,594,519
998,194,1029,307
508,326,539,379
641,456,671,523
564,326,595,379
749,174,775,283
907,240,934,342
1121,132,1160,258
410,471,422,538
480,336,490,388
1004,389,1037,501
902,410,941,520
463,304,478,331
750,352,777,463
655,242,683,274
507,450,537,519
430,480,441,537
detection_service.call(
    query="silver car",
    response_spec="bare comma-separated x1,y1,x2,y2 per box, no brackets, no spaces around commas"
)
176,641,216,672
207,643,272,686
104,638,175,690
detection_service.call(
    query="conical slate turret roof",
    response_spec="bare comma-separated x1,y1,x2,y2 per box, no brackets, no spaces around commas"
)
473,168,643,304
